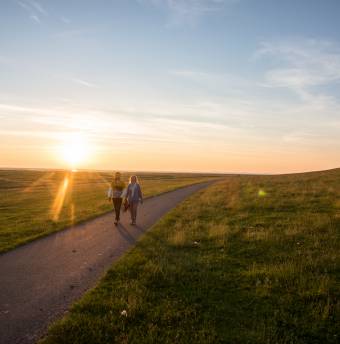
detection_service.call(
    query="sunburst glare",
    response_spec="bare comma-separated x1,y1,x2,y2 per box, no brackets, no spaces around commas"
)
59,133,91,169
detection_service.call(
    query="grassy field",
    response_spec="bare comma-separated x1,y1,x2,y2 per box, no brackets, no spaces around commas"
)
40,168,340,344
0,169,218,253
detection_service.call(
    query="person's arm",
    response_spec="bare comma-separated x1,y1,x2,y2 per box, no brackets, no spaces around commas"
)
121,187,127,199
107,185,113,201
120,181,127,198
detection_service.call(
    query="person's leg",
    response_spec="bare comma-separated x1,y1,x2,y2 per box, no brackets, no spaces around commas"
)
135,202,139,222
116,198,122,220
112,198,120,222
129,201,134,223
131,202,138,224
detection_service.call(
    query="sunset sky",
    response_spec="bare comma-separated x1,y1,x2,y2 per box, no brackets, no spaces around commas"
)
1,0,340,173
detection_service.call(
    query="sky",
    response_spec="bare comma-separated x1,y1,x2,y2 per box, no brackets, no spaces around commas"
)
0,0,340,173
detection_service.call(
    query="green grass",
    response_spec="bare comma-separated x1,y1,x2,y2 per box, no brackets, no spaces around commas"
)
40,168,340,343
0,169,218,253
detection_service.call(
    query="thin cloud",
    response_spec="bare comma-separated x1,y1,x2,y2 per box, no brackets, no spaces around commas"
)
30,14,41,23
169,68,254,90
28,0,47,15
17,0,48,23
0,103,47,114
60,16,71,24
69,78,99,88
253,38,340,146
52,29,92,38
166,0,224,16
142,0,240,24
256,38,340,92
169,69,212,79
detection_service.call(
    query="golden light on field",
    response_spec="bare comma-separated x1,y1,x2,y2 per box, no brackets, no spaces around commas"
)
59,134,91,169
23,172,55,193
51,175,70,221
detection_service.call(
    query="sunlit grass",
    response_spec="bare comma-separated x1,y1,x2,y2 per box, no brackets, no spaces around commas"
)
40,168,340,343
0,169,219,253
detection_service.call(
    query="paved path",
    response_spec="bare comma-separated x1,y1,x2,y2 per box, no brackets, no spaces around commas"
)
0,182,213,344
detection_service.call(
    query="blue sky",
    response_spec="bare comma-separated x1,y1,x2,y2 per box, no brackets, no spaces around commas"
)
0,0,340,172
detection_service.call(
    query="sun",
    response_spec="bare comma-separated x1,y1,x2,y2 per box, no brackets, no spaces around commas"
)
59,134,90,168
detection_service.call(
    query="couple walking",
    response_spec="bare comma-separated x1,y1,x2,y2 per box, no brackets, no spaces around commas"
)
108,172,143,226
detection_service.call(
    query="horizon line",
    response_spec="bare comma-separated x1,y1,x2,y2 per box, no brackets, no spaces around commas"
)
0,165,339,177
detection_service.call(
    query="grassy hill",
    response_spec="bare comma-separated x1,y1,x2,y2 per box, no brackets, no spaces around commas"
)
0,169,218,253
40,168,339,343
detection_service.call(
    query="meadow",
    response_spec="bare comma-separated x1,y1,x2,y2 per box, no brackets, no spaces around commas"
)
40,168,339,344
0,169,218,253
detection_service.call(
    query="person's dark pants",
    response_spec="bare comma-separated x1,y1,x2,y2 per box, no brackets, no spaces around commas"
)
112,198,123,221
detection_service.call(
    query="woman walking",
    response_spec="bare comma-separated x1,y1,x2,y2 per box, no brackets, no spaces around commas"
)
109,172,126,225
126,175,143,225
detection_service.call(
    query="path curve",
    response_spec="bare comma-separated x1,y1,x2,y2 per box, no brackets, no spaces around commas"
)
0,181,213,344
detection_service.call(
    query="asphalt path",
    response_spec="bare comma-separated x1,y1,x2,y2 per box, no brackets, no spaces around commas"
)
0,181,213,344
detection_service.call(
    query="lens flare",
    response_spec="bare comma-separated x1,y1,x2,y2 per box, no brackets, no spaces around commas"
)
258,189,267,197
51,175,70,221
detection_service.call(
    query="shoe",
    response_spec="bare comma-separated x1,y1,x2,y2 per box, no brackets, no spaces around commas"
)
130,221,135,225
114,220,118,225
